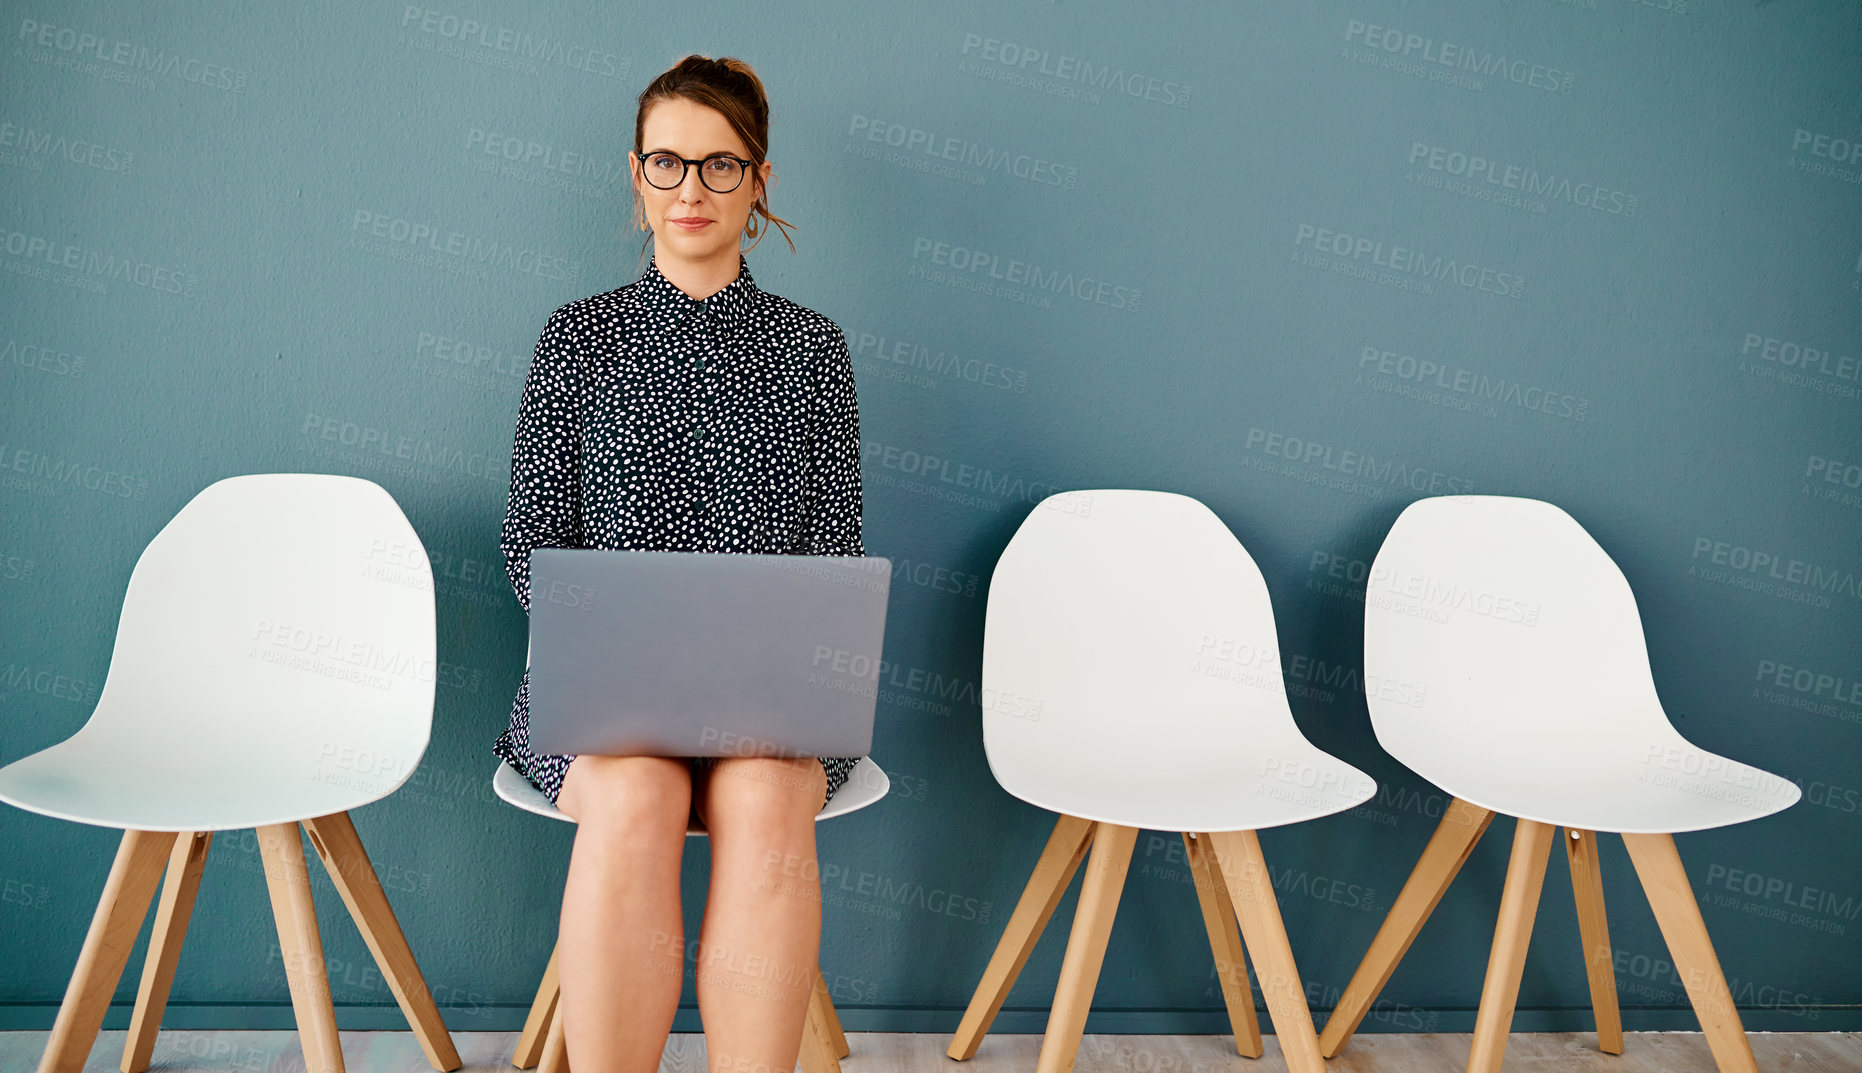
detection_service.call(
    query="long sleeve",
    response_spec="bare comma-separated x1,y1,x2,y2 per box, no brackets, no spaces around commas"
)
499,309,585,612
795,325,865,557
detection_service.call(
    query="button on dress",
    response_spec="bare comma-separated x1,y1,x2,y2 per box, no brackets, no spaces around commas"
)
492,252,866,810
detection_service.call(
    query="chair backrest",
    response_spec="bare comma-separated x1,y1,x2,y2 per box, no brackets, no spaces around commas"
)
69,474,436,800
1360,494,1810,838
982,489,1320,795
1364,496,1679,770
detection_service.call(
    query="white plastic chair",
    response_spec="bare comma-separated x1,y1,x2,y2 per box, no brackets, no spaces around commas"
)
944,489,1376,1073
1318,495,1799,1073
495,751,891,1073
0,473,459,1073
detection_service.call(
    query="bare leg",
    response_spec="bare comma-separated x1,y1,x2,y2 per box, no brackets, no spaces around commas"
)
555,755,695,1073
692,757,828,1073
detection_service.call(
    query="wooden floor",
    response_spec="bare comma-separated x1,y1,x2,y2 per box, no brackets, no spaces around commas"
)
2,1030,1857,1073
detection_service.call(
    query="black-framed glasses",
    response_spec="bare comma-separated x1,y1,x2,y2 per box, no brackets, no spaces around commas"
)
638,151,754,193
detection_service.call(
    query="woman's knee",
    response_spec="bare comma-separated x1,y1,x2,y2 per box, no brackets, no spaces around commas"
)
557,754,693,834
700,757,827,834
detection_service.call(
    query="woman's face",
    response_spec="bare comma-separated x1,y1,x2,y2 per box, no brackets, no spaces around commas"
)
630,97,773,266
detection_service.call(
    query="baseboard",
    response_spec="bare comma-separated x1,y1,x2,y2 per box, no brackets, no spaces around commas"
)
0,1004,1856,1034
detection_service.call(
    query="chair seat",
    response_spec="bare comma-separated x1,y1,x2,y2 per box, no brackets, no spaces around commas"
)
1384,729,1799,834
990,736,1376,833
491,756,892,830
0,731,404,832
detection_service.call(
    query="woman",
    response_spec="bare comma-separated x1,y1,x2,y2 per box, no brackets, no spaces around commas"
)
492,54,867,1073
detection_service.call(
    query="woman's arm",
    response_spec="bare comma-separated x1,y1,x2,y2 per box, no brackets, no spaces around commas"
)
796,325,865,557
499,308,585,612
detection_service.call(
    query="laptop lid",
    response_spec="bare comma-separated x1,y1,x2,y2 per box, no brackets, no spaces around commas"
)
526,549,892,759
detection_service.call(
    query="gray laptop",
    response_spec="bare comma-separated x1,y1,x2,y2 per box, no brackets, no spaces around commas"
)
525,548,892,758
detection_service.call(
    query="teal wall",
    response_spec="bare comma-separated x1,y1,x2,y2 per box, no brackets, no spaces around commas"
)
4,0,1859,1037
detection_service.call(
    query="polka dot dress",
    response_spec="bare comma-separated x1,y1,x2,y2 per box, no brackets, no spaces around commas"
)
493,252,865,811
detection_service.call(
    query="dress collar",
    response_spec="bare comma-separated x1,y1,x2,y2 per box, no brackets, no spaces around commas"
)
636,253,757,338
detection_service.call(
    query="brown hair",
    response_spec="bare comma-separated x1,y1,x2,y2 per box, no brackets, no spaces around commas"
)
632,55,797,259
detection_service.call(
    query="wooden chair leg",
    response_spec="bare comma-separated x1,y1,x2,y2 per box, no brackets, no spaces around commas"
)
1034,823,1137,1073
1564,828,1623,1055
301,811,461,1071
120,831,212,1073
512,941,561,1069
1622,832,1759,1073
812,964,850,1058
537,993,569,1073
37,829,178,1073
1205,830,1325,1073
1181,832,1262,1058
257,822,344,1073
800,978,843,1073
946,812,1096,1060
1319,796,1494,1056
1467,819,1556,1073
